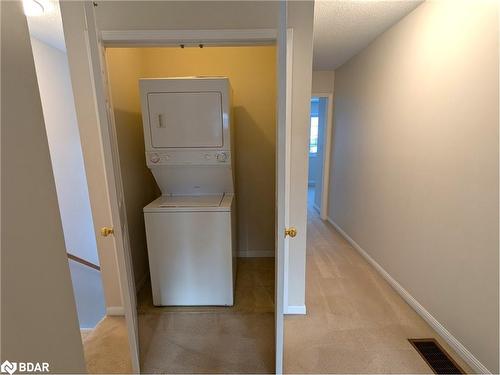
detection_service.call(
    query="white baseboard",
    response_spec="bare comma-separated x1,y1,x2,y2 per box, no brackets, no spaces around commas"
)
106,306,125,316
238,250,275,258
327,218,490,374
284,305,307,315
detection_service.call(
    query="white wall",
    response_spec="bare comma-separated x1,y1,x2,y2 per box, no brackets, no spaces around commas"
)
1,1,86,371
29,37,99,265
330,1,498,372
308,154,320,189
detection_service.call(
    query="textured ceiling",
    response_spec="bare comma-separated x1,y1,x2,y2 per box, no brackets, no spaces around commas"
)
313,0,423,70
26,0,66,51
25,0,422,67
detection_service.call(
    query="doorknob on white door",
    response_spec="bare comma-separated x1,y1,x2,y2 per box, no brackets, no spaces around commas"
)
100,227,114,237
284,227,297,238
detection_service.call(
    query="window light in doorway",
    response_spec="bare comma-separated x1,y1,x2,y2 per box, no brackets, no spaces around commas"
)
310,116,319,154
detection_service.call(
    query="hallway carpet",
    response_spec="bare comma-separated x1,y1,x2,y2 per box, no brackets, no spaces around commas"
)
82,316,133,374
284,194,472,373
137,258,275,373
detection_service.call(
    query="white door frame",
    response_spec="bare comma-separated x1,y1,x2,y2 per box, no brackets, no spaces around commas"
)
84,21,292,375
310,93,334,221
100,29,277,47
275,1,291,370
282,28,294,315
82,3,140,372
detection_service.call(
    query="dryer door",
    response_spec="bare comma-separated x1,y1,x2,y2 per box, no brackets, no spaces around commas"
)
147,91,223,148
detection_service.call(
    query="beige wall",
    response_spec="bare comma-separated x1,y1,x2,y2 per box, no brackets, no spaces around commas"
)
330,1,498,372
106,46,277,263
311,70,334,94
94,1,278,31
106,48,159,289
1,1,86,371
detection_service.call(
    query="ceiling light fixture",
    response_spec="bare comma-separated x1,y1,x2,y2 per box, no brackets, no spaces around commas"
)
23,0,45,16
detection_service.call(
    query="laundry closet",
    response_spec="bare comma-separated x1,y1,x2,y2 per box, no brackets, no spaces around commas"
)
105,46,277,372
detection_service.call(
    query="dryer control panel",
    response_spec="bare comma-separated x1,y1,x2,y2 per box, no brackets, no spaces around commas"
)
146,150,231,166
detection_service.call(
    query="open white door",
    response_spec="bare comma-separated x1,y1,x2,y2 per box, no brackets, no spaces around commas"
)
276,2,293,373
82,3,140,372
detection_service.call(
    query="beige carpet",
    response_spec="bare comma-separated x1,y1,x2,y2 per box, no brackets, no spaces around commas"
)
138,258,275,373
81,317,133,374
284,192,473,374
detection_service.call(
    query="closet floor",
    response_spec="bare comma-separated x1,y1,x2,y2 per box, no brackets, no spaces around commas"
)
137,258,275,373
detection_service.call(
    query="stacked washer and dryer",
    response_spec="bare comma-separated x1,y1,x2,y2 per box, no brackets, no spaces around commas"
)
139,77,236,306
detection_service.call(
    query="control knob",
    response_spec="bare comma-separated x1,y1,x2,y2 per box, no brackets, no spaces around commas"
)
216,152,228,162
150,153,160,163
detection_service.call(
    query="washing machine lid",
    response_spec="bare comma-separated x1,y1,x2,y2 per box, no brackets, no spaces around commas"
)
150,165,234,195
158,193,224,208
144,193,233,213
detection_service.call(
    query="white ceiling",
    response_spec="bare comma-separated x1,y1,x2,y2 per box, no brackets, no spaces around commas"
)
26,0,66,52
313,0,423,70
25,0,422,68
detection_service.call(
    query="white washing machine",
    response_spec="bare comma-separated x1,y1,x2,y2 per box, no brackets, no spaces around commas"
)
139,77,236,306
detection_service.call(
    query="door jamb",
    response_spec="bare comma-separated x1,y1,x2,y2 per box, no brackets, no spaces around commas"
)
82,4,140,372
282,28,294,315
88,27,291,374
100,29,277,47
310,92,333,221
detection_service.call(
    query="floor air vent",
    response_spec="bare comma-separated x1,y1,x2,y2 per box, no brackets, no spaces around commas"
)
408,339,464,374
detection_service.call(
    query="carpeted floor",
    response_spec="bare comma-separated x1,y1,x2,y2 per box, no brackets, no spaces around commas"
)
283,189,472,373
81,316,133,374
79,258,275,374
79,190,474,374
138,257,276,373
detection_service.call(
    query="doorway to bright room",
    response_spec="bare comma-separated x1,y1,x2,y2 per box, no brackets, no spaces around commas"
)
307,95,332,218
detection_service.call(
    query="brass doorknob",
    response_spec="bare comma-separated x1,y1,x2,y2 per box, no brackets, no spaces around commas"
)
100,227,114,237
285,227,297,238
